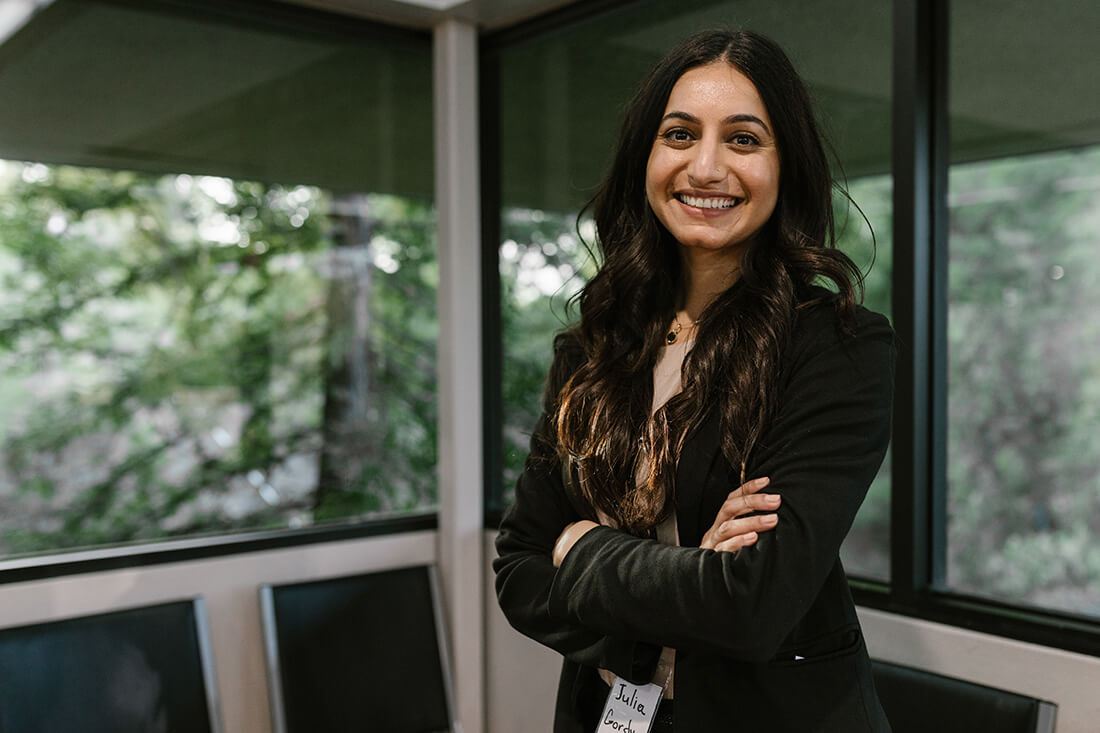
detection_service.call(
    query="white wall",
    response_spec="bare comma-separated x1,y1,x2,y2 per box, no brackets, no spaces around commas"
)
484,534,559,733
0,531,436,733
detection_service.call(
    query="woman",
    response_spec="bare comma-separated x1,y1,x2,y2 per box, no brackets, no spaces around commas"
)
494,29,894,732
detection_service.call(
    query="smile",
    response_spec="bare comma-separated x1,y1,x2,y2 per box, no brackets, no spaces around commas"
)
675,193,740,210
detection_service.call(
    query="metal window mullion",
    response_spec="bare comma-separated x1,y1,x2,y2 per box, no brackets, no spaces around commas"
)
891,0,938,605
480,42,504,522
928,0,950,591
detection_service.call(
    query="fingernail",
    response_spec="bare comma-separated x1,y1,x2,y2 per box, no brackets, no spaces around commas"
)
762,514,778,526
755,477,770,487
765,494,781,506
744,532,758,543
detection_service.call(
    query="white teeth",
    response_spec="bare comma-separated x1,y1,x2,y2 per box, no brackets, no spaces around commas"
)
679,194,737,209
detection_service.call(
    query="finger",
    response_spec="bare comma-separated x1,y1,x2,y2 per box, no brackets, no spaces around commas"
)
703,513,774,550
714,477,774,523
714,513,778,545
715,531,758,553
702,478,774,550
702,478,775,549
734,491,781,518
714,480,767,522
732,476,770,498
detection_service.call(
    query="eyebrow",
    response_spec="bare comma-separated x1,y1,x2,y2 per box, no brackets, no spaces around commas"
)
660,111,771,135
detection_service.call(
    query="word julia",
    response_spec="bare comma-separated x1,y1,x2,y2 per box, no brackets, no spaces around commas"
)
614,683,649,715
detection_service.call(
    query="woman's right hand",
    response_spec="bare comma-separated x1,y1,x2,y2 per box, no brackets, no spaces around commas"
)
699,476,780,552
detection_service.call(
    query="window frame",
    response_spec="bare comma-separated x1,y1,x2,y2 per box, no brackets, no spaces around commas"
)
480,0,1100,658
852,0,1100,658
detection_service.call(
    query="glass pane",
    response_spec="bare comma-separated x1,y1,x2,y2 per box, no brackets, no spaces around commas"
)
0,1,436,557
837,174,893,581
494,0,893,581
947,0,1100,616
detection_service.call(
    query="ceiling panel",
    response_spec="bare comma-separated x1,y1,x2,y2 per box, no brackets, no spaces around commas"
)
0,0,435,197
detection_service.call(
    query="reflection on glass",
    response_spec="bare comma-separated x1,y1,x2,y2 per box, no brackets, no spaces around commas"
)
0,161,437,556
837,174,893,581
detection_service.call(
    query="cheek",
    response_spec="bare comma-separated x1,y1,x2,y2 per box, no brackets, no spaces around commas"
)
753,159,781,207
764,173,780,207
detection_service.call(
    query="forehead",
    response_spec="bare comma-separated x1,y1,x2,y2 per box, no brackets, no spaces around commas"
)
664,62,769,119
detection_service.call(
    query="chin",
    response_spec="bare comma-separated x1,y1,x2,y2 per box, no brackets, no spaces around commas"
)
676,235,750,252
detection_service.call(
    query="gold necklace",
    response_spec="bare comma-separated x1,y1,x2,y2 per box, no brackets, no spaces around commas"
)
666,317,699,345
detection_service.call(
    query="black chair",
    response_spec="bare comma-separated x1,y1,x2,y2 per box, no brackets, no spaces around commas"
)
872,659,1056,733
260,565,455,733
0,599,222,733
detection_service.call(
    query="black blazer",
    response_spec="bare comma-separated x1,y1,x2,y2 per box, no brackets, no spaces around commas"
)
494,297,896,732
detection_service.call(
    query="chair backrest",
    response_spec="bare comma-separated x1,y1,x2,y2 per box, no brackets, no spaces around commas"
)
0,599,222,733
260,564,455,733
872,659,1056,733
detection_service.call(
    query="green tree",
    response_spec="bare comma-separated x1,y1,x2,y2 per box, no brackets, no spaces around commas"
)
0,160,438,555
946,146,1100,615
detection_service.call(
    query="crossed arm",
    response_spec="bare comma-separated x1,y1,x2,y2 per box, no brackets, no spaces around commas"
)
551,476,780,567
493,307,895,679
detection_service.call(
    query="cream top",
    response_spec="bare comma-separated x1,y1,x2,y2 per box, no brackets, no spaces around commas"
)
597,338,691,698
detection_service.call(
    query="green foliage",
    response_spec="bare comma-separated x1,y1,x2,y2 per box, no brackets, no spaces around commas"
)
945,147,1100,615
498,209,593,502
0,161,438,555
834,174,893,580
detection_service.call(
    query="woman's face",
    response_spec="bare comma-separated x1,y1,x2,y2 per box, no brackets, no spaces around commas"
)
645,61,780,257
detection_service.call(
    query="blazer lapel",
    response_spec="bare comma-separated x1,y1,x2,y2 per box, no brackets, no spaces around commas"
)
674,410,727,547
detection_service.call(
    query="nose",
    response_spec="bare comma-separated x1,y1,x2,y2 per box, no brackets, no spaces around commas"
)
687,136,724,186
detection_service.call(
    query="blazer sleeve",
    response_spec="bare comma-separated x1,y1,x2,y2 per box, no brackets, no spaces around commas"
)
493,339,663,684
543,306,895,663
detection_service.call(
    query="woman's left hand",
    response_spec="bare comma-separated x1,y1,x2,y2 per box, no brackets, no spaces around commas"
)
552,520,599,567
700,476,780,552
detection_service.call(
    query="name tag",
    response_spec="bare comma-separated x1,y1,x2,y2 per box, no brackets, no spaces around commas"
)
596,677,664,733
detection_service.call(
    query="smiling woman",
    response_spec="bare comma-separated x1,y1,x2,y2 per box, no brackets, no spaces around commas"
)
494,28,895,733
645,62,780,259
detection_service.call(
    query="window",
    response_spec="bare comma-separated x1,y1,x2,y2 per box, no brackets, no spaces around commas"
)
0,0,436,559
946,0,1100,617
836,174,893,580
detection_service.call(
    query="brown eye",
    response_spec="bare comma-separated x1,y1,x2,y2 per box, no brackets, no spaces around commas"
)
730,133,759,147
662,128,693,143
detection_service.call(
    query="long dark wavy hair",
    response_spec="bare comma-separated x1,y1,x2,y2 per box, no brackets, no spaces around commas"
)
552,29,865,534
